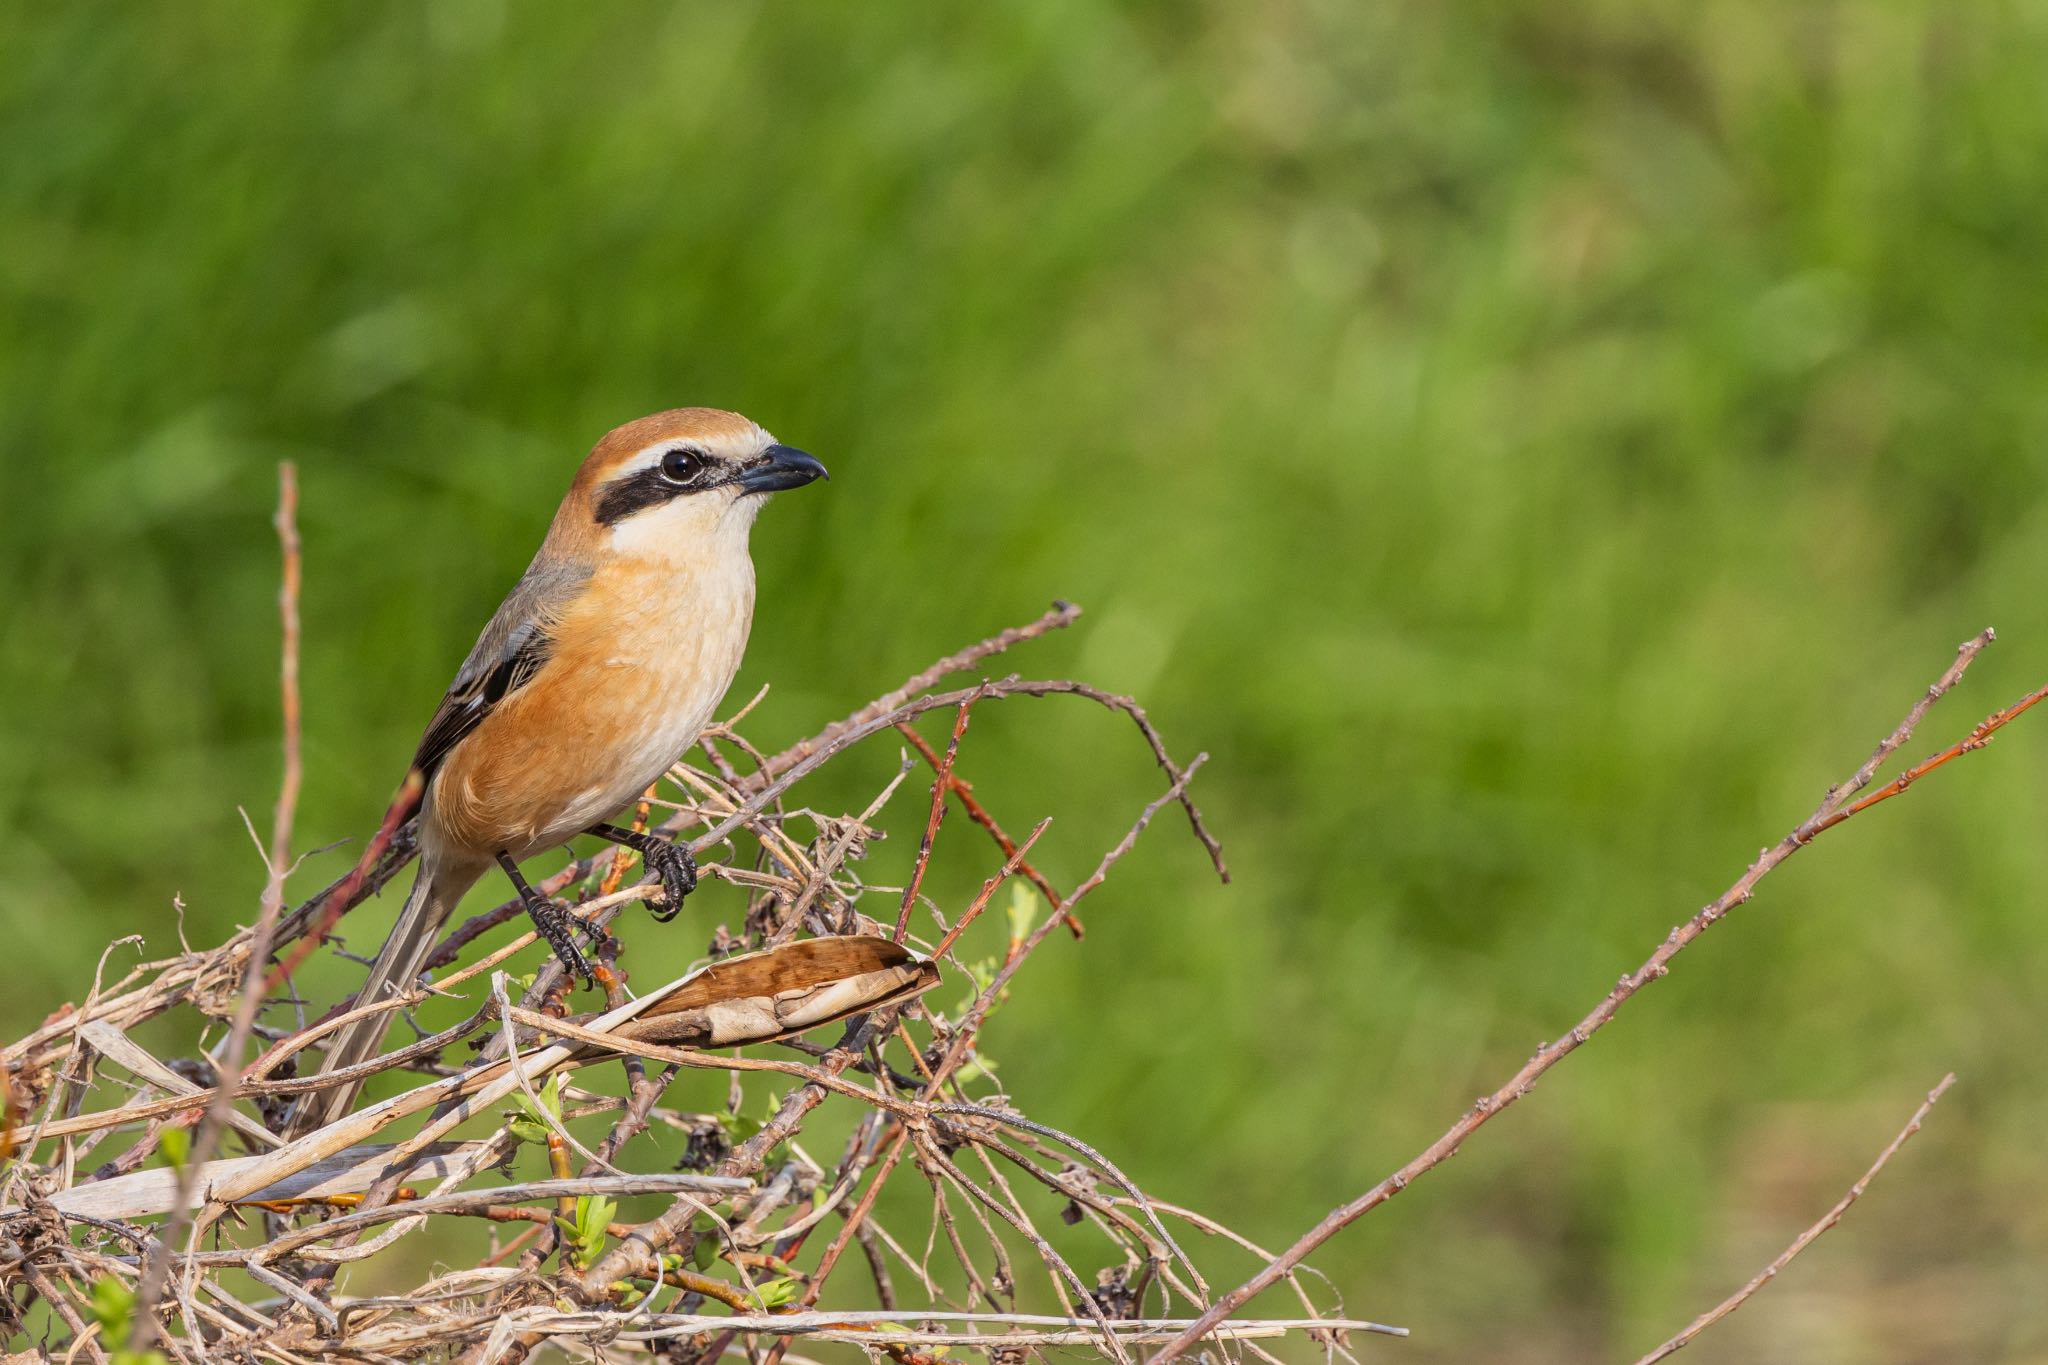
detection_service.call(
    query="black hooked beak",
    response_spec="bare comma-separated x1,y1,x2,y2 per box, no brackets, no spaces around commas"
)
739,444,829,494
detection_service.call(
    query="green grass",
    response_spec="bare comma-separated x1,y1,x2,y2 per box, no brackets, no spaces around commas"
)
5,4,2048,1359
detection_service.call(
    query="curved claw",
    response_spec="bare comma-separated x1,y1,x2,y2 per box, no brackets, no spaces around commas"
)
529,899,594,985
644,839,698,922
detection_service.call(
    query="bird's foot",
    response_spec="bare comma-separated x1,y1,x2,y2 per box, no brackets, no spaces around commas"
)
643,839,698,922
497,849,606,988
525,897,594,985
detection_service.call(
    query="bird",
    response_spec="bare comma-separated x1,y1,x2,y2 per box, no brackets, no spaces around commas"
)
285,408,826,1137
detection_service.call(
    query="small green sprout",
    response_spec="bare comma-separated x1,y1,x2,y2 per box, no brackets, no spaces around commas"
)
506,1074,565,1146
556,1192,616,1270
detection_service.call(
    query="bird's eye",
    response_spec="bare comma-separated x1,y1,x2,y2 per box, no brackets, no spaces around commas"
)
659,448,706,483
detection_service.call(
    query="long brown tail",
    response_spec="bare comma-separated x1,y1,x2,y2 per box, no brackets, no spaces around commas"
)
284,865,462,1139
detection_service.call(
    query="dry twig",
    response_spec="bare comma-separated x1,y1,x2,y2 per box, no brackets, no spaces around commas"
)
1630,1074,1956,1364
1154,633,2021,1360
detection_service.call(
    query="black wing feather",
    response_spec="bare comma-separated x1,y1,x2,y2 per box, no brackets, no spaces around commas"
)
409,621,555,781
405,555,590,786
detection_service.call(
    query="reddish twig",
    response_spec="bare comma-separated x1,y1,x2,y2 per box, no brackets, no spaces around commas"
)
925,757,1208,1095
806,1130,911,1304
1632,1074,1956,1364
897,722,1083,938
753,1129,915,1365
896,696,977,942
480,1221,548,1269
1804,685,2048,839
1153,635,2024,1360
273,464,305,871
1812,629,1996,820
930,819,1049,963
599,786,658,897
265,768,423,994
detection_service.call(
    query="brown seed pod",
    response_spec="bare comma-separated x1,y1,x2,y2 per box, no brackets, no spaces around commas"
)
616,936,940,1049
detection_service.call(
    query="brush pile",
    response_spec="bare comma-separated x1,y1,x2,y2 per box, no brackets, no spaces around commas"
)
0,601,1396,1364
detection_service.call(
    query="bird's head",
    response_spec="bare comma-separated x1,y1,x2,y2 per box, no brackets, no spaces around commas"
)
561,407,827,557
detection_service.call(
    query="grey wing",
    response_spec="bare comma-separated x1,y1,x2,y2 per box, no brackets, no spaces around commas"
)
409,555,592,783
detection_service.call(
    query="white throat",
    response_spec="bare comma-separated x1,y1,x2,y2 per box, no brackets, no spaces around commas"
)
607,489,764,567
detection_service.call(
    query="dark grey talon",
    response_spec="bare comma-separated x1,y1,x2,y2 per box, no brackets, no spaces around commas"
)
497,848,593,985
644,839,698,922
530,899,593,984
585,823,698,923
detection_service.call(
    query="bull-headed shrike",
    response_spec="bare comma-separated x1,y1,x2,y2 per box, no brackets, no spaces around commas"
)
289,408,825,1135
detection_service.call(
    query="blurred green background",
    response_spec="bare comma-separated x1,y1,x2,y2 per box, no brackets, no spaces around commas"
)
6,3,2048,1361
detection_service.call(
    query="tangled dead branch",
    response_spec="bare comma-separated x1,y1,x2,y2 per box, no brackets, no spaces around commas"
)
0,474,1387,1364
2,469,2039,1364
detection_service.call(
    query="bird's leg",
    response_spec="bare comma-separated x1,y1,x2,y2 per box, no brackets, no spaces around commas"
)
586,823,697,922
495,851,594,984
